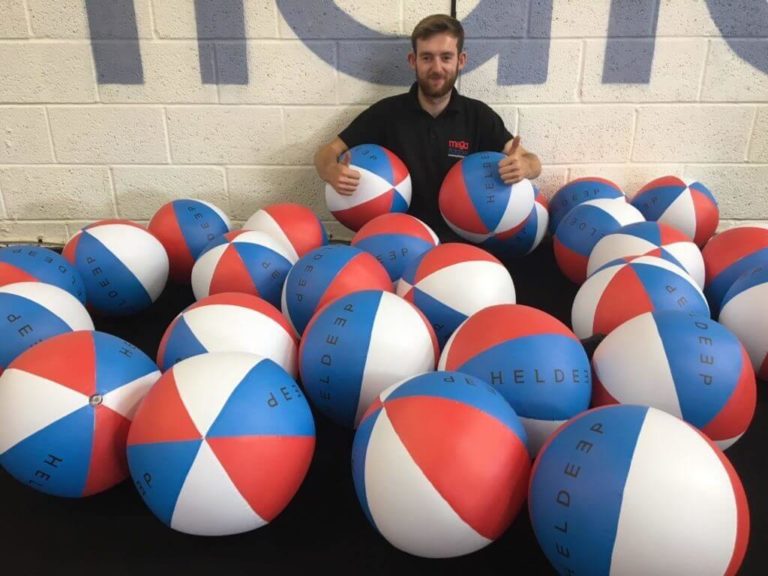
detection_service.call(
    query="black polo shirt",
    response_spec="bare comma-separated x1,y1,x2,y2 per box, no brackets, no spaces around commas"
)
338,82,513,241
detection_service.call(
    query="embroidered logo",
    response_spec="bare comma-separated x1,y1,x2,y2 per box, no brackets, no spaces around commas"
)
448,139,470,158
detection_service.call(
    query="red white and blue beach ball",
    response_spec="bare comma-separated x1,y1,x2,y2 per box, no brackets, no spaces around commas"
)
592,311,756,449
127,352,315,536
439,304,590,455
148,199,231,284
281,244,392,336
325,144,411,231
157,292,298,376
352,371,530,558
63,219,169,316
300,290,438,428
631,176,719,247
191,230,296,308
702,224,768,317
351,213,439,283
0,331,160,497
243,203,328,261
438,152,535,243
0,245,86,303
483,186,549,258
719,264,768,381
548,177,625,234
553,198,645,284
587,221,705,287
0,282,93,374
572,255,710,339
396,243,516,347
529,405,749,576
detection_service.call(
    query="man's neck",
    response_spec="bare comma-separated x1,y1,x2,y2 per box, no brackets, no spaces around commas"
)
417,88,452,118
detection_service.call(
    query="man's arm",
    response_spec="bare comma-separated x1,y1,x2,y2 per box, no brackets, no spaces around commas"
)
314,137,360,197
498,136,542,184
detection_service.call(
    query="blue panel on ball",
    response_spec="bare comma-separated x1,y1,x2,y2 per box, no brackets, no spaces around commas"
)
411,287,466,348
529,405,648,576
462,152,508,233
127,439,202,527
351,405,380,529
172,200,229,259
0,406,93,497
355,235,433,282
232,242,293,308
0,245,86,303
160,316,208,371
93,332,158,395
630,185,684,221
556,203,625,257
349,145,393,184
707,248,768,315
631,261,709,315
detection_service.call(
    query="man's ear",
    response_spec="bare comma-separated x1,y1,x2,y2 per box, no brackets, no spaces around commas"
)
407,51,416,70
458,51,467,70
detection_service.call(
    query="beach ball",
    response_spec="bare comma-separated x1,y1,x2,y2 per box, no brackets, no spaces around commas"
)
548,177,624,234
127,352,315,536
325,144,411,231
0,245,86,303
281,245,392,336
148,199,231,284
157,292,298,376
572,255,709,339
719,264,768,380
529,405,749,576
191,230,296,308
351,213,439,283
397,243,516,347
0,331,160,497
63,219,169,316
438,152,535,243
587,221,705,287
631,176,719,247
592,311,755,449
300,290,438,428
483,186,549,258
439,304,590,454
243,203,328,260
554,199,645,284
0,282,93,374
702,224,768,316
352,371,530,558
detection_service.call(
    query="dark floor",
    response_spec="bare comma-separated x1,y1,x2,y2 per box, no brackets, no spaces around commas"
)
1,240,764,575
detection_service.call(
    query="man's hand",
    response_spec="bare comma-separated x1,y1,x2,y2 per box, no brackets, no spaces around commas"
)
498,135,531,185
327,152,361,196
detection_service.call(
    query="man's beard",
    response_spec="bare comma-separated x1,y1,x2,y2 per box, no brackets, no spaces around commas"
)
417,66,459,98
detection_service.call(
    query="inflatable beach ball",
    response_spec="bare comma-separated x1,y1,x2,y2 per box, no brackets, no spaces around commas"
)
281,244,392,336
351,213,439,284
127,352,315,536
702,224,768,316
352,371,530,558
592,311,756,449
719,264,768,381
548,177,624,234
553,198,645,284
529,405,749,576
438,152,535,243
439,304,590,455
63,219,169,316
572,255,709,339
631,176,719,247
484,186,549,258
0,282,93,374
0,331,160,497
325,144,411,231
157,292,298,376
587,221,705,287
0,245,86,303
148,199,231,284
191,230,296,308
300,290,438,428
243,203,328,261
397,243,516,347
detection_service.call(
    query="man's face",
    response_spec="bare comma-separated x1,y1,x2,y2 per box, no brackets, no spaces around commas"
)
408,33,467,99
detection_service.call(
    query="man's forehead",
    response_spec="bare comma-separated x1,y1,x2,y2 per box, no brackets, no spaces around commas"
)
414,33,460,54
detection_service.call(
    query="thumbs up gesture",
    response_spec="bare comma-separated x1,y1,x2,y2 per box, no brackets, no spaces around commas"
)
498,136,527,185
331,151,361,196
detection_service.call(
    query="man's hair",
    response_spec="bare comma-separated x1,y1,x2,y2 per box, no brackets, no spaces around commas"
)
411,14,464,54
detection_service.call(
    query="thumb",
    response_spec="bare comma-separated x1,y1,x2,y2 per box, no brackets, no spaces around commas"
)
340,151,352,166
508,135,522,155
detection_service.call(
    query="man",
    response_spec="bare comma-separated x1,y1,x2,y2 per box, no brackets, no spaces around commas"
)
314,14,542,241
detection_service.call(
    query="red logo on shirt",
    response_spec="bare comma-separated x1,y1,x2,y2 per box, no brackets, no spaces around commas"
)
448,139,470,158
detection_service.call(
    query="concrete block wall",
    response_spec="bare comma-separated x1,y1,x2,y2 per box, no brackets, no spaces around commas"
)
0,0,766,244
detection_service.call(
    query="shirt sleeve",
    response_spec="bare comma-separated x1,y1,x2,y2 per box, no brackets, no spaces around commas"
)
338,105,384,150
